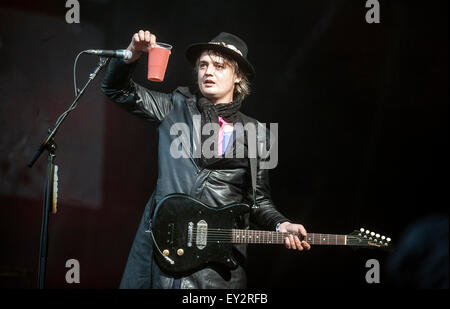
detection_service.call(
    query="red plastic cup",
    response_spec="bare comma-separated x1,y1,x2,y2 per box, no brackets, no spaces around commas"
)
147,42,172,82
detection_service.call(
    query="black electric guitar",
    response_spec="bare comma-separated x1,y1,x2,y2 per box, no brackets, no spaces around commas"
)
149,193,393,275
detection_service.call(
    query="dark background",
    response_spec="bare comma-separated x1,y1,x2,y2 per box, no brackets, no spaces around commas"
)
0,0,448,289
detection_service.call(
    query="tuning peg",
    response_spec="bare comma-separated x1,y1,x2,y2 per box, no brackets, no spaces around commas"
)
381,235,386,240
387,237,391,242
365,230,370,234
370,232,375,237
375,234,380,238
360,228,365,233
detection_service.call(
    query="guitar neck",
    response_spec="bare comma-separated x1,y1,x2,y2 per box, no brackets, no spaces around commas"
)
231,229,347,245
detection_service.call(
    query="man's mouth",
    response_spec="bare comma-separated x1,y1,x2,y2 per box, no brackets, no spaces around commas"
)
204,79,215,86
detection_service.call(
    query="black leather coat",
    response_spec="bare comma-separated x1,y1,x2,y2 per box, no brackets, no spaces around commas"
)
101,58,290,289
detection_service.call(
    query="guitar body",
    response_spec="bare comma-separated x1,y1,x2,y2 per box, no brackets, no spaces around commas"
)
151,193,250,276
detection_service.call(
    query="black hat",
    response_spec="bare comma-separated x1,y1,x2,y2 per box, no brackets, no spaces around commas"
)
186,32,255,79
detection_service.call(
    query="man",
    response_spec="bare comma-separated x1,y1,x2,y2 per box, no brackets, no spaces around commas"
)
101,30,310,289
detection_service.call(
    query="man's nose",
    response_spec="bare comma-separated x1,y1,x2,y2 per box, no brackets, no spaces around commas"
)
205,65,215,75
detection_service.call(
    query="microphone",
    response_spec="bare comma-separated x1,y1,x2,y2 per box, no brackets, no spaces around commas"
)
85,49,132,60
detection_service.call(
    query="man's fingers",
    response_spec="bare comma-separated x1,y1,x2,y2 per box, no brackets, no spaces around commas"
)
302,241,311,251
144,31,151,42
150,34,157,47
138,30,145,41
283,225,311,251
290,235,297,250
299,225,307,238
131,30,157,52
285,237,290,249
286,235,311,251
294,236,303,251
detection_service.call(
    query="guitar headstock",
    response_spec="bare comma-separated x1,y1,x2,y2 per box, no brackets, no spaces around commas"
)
347,228,394,251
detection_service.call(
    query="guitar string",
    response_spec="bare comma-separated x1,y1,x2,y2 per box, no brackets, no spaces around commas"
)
189,227,380,239
184,225,373,244
189,232,368,244
191,228,346,236
190,231,347,238
191,230,365,240
185,239,349,244
190,231,351,244
183,239,366,245
186,233,363,244
192,229,348,239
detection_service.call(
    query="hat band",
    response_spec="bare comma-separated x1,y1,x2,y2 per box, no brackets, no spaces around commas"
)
209,42,243,57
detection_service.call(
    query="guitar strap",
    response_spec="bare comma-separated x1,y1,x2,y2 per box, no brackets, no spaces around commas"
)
242,112,258,210
249,157,258,209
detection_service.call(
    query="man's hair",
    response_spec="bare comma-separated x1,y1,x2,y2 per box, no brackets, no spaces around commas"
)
194,50,251,102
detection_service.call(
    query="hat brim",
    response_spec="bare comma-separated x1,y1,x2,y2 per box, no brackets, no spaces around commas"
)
186,43,255,79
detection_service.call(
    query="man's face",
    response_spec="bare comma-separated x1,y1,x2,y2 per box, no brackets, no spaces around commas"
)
197,51,241,104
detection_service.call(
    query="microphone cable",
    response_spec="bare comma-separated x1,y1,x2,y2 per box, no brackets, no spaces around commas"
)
54,51,108,129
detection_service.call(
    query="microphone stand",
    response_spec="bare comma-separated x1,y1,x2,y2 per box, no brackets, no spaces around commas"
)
28,56,109,289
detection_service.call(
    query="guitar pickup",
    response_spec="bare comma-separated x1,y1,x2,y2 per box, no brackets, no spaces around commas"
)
187,222,193,247
167,223,174,245
196,220,208,250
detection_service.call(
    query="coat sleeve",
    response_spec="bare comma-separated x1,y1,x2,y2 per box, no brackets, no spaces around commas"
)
101,58,174,123
248,125,291,231
248,161,291,231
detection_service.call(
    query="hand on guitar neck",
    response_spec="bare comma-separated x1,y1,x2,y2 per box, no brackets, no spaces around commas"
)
279,222,311,251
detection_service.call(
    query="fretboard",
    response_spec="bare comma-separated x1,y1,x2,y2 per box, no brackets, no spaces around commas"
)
231,229,347,245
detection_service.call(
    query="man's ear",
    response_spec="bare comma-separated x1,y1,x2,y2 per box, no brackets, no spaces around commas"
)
234,73,242,84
